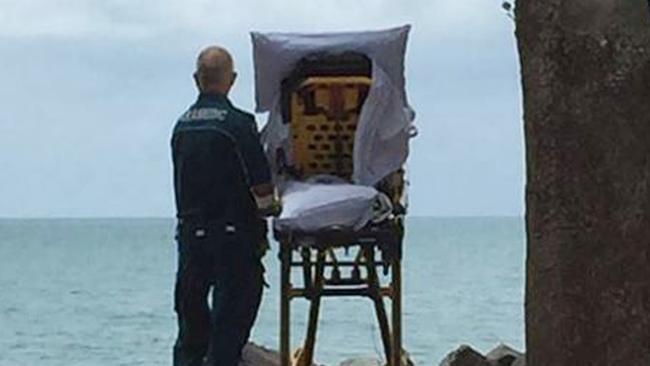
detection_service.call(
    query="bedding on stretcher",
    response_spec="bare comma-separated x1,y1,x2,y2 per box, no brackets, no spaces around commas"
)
273,181,378,233
251,26,413,232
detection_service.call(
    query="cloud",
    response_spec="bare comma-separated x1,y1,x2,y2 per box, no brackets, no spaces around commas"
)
0,0,522,217
0,0,150,38
0,0,505,40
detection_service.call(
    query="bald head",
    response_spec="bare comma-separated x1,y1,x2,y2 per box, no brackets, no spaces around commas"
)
194,46,236,95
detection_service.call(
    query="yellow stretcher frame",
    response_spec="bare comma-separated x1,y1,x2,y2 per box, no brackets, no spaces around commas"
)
277,74,407,366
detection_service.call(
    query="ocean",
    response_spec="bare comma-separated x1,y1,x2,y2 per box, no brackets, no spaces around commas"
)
0,217,525,365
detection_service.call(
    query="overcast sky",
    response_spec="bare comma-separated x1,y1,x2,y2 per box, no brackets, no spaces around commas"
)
0,0,523,218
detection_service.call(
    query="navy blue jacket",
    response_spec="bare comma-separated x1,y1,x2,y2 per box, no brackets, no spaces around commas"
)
171,93,271,223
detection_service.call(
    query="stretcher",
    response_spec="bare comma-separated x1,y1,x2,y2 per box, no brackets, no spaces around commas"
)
251,26,414,366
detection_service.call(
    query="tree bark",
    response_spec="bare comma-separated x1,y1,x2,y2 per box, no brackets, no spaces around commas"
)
516,1,650,365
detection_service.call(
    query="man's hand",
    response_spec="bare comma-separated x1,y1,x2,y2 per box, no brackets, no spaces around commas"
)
251,183,282,217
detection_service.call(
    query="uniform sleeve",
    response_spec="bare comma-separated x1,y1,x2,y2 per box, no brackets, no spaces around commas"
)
238,116,272,187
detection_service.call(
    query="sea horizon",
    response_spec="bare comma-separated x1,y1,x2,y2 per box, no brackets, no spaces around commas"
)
0,216,525,365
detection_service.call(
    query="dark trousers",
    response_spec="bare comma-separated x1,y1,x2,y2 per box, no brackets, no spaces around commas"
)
173,222,264,366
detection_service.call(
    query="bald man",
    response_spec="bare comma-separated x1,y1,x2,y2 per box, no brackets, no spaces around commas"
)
171,46,275,366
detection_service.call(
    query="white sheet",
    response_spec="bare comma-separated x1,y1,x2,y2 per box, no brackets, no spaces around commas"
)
251,25,415,186
273,182,378,233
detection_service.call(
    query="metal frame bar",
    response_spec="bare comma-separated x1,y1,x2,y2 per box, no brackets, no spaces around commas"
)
278,227,403,366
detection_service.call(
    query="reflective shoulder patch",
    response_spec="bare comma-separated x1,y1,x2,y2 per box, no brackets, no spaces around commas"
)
179,108,228,122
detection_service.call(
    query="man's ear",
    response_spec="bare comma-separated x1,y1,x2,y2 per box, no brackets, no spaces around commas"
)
193,72,201,90
231,72,238,86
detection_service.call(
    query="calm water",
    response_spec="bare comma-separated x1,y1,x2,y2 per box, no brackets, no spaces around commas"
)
0,217,525,365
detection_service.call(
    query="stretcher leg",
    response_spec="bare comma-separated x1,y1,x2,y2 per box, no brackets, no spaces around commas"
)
280,244,291,366
391,258,402,366
364,246,392,363
297,249,326,366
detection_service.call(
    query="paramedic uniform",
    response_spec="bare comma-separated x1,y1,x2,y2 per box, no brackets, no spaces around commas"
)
171,92,271,366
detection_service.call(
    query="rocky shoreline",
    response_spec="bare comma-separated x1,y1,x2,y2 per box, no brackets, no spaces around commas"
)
239,342,524,366
439,344,524,366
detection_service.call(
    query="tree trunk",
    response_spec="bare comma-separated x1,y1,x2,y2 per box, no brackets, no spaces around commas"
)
516,1,650,365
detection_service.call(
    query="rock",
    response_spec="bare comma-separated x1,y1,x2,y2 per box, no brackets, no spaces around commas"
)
439,345,490,366
240,343,410,366
339,349,413,366
338,358,382,366
239,343,323,366
485,344,523,366
511,356,525,366
239,343,280,366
